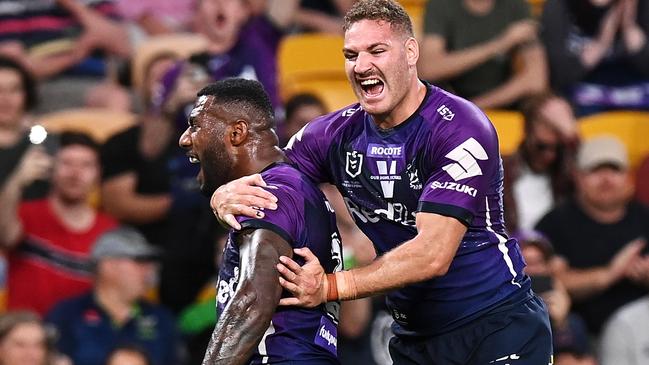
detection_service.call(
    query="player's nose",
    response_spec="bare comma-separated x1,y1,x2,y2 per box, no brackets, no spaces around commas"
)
178,128,191,149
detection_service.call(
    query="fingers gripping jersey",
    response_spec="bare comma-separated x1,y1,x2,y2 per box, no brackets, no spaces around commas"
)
218,163,342,363
285,84,529,336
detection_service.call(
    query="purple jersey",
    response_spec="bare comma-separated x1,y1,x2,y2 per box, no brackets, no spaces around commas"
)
218,163,342,363
285,84,530,336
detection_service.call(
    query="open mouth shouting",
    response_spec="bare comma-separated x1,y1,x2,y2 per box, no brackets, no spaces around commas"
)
358,77,385,100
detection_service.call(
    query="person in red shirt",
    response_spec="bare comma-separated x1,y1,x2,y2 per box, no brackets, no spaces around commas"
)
0,131,116,316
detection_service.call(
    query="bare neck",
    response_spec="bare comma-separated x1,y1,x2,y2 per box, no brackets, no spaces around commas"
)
94,283,135,326
0,123,23,147
577,195,627,224
233,143,289,180
373,79,427,130
49,194,96,232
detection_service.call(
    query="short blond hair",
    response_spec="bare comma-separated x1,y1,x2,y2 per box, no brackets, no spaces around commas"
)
343,0,414,37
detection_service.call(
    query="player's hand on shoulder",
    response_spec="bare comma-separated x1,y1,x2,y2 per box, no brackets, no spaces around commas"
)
277,247,327,308
210,174,278,230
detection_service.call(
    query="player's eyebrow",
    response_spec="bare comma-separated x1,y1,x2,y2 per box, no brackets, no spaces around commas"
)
343,42,390,54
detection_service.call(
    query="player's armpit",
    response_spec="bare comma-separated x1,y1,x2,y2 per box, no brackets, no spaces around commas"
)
201,229,292,365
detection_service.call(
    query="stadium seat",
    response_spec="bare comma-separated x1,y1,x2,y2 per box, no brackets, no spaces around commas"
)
527,0,545,17
400,0,427,38
578,111,649,170
278,33,356,111
131,33,209,98
39,108,137,143
484,109,525,156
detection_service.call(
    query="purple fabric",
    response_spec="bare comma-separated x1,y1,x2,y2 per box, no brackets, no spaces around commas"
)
284,84,529,336
219,163,341,363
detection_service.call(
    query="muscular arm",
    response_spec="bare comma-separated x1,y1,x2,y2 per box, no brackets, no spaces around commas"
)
341,213,466,298
471,43,548,109
0,174,24,249
101,173,172,224
202,228,293,365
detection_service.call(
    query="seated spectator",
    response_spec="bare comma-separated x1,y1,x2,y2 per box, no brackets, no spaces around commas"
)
600,294,649,365
518,230,597,365
191,0,300,112
542,0,649,116
0,310,71,365
536,136,649,337
0,56,49,200
280,93,328,146
504,93,578,232
101,57,220,313
46,227,180,365
105,344,152,365
0,0,131,112
418,0,547,109
0,132,117,316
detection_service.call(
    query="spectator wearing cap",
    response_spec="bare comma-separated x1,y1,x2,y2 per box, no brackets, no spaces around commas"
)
536,135,649,337
45,227,181,365
518,230,596,365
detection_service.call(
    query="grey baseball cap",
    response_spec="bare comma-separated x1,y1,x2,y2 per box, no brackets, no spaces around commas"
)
91,226,162,261
577,135,629,171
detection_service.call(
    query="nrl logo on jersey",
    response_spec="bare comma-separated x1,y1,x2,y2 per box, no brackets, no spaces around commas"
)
406,163,422,190
345,151,363,178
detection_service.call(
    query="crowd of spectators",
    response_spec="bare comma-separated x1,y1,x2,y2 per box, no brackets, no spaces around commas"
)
0,0,648,364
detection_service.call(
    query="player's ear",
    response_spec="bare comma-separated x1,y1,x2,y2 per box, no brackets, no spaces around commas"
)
405,37,419,67
230,119,249,146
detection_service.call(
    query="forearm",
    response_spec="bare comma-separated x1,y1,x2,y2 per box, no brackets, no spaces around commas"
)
557,267,615,301
338,298,371,338
267,0,299,30
27,51,86,80
101,189,171,223
418,38,505,81
472,45,547,109
333,216,465,300
0,176,24,248
203,284,274,365
294,9,343,34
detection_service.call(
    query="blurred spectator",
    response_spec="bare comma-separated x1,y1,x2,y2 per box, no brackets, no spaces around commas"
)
46,227,180,365
636,155,649,206
536,136,649,336
0,310,71,365
280,93,327,146
519,231,597,365
191,0,300,112
101,58,219,313
600,294,649,365
0,0,132,111
0,56,49,200
0,132,117,316
542,0,649,116
418,0,547,109
105,344,152,365
504,93,578,232
295,0,355,34
114,0,197,45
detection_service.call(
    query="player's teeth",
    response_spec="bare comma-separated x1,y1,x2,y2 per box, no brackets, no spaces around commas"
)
360,79,380,86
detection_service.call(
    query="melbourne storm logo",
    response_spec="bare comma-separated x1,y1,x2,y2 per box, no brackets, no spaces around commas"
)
345,151,363,178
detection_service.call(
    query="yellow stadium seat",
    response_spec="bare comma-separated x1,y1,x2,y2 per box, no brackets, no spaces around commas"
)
399,0,427,38
578,111,649,170
39,108,136,143
527,0,545,17
484,109,525,156
278,33,356,111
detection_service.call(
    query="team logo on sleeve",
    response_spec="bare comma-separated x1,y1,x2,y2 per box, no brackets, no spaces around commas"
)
345,151,363,178
442,138,488,181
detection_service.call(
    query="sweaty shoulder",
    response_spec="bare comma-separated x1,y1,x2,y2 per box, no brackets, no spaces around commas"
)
284,103,363,184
